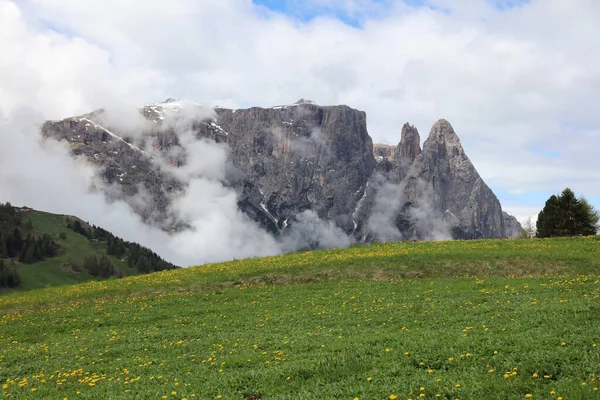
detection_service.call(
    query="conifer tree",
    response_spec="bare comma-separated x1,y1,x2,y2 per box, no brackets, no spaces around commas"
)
537,188,599,238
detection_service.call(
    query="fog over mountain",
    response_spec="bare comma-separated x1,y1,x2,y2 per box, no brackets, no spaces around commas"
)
1,0,599,264
5,99,516,265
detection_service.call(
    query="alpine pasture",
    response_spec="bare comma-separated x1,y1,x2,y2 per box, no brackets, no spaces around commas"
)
1,237,600,399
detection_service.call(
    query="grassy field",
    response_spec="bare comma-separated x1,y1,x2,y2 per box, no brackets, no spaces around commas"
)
4,211,137,291
1,236,599,399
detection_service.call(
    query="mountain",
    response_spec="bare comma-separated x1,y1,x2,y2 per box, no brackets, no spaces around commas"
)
365,121,512,241
40,99,520,247
0,203,177,291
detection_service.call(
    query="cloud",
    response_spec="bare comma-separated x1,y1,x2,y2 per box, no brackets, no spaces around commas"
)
0,104,356,266
1,0,600,245
367,176,451,242
0,107,284,265
0,108,181,264
280,210,354,252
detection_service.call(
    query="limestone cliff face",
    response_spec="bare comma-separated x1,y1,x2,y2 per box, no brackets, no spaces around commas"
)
373,144,396,162
41,100,517,243
363,119,512,240
41,113,184,229
503,212,523,239
418,119,506,238
397,123,421,179
213,101,377,233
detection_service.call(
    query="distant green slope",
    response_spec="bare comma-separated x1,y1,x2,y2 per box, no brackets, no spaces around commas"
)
0,206,176,292
16,211,137,290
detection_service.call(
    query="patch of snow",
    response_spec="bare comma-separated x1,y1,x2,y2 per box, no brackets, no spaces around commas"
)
352,182,369,221
210,122,229,136
260,202,279,229
78,118,148,156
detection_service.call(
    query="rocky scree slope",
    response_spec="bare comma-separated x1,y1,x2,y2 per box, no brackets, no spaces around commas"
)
41,99,520,244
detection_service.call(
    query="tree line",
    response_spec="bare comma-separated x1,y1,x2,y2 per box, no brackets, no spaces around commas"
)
1,203,60,288
66,218,177,274
519,188,599,239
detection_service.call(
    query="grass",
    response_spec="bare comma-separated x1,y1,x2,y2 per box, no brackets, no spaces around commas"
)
1,236,600,399
5,211,137,291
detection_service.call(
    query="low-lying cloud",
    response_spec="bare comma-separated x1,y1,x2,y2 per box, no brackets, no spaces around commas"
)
0,105,362,266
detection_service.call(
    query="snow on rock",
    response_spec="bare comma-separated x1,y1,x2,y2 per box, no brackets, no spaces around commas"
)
78,118,148,155
209,122,229,136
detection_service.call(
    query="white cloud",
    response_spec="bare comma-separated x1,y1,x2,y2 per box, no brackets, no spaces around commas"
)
1,0,600,246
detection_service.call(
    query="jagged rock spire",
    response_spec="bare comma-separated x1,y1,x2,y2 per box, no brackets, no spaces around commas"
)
423,119,463,154
398,123,421,165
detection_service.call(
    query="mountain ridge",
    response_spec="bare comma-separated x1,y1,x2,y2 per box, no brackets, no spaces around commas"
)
40,99,521,252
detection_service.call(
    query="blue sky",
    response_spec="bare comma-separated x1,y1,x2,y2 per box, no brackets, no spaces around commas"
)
252,0,532,26
252,0,390,27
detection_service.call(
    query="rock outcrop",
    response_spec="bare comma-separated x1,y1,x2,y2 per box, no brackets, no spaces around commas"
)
503,212,523,239
41,99,518,244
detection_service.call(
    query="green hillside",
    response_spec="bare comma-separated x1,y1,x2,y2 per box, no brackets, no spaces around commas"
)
16,210,137,290
0,205,177,292
1,237,600,399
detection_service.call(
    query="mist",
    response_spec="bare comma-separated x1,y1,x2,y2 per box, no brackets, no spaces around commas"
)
0,104,360,267
367,175,452,242
0,106,282,266
1,102,451,268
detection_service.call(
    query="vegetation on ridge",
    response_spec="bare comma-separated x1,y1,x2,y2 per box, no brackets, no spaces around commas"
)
0,203,177,291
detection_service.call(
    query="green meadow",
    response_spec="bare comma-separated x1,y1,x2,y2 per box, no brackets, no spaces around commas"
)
1,237,600,399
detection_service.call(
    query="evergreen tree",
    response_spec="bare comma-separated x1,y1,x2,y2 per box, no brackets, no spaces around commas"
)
0,234,7,258
0,259,20,288
98,255,114,278
85,256,101,276
0,258,5,287
577,198,600,236
537,188,599,238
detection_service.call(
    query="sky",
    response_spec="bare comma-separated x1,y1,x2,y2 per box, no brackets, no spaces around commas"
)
1,0,599,226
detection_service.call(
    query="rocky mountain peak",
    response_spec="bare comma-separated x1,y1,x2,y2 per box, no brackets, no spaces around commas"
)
398,122,421,164
424,119,463,152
